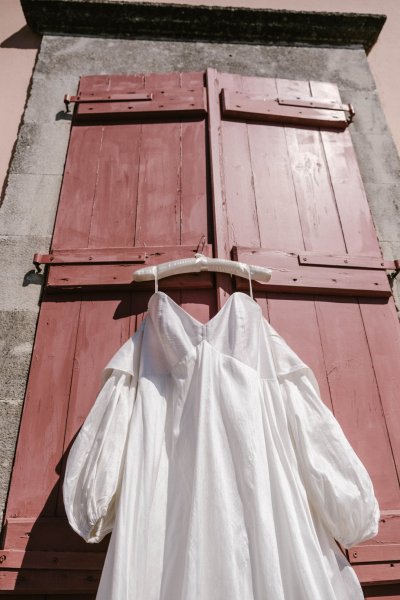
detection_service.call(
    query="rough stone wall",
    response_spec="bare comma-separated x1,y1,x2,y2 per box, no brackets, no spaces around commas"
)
1,35,399,529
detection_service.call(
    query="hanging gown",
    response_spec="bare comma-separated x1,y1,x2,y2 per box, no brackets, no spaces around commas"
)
63,291,380,600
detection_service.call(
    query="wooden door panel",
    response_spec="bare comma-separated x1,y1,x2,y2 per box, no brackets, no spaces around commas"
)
360,298,400,479
276,78,347,252
210,70,400,594
2,69,400,598
285,125,348,251
55,292,133,516
264,290,400,505
5,296,81,519
135,121,183,245
214,73,400,506
310,80,381,255
52,126,104,250
316,297,399,507
1,71,213,594
221,117,261,247
248,123,304,249
88,123,141,248
181,119,209,244
265,293,333,410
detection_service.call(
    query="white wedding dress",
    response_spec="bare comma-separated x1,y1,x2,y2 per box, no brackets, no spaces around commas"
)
63,291,379,599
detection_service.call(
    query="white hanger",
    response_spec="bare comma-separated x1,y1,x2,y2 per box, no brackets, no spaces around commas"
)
133,253,272,298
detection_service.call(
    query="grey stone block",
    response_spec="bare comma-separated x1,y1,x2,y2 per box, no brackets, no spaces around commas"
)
258,46,375,91
379,240,400,315
341,89,390,137
9,122,71,176
363,182,400,243
0,174,62,237
34,36,376,93
0,310,38,407
0,401,23,516
24,74,78,124
350,131,400,185
0,235,51,311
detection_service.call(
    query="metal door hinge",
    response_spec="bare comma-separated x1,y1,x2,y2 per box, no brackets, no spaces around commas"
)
388,259,400,282
298,252,400,283
277,97,355,124
221,90,355,129
64,92,153,113
33,249,148,272
297,252,395,270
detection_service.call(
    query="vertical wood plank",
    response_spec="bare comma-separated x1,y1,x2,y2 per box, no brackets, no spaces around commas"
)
144,71,181,90
56,293,131,515
242,76,305,250
180,288,218,323
181,71,205,89
360,297,400,487
181,118,209,245
134,121,181,245
51,126,103,250
134,70,183,246
253,292,269,323
219,72,260,248
6,296,81,518
316,297,400,509
88,123,141,248
154,73,215,321
206,68,230,259
78,75,110,95
206,68,234,306
248,122,305,250
267,294,332,410
129,289,151,337
310,81,381,256
277,79,347,253
108,74,145,92
240,75,276,96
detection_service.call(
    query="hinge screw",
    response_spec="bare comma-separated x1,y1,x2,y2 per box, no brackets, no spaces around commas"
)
353,552,358,558
0,555,6,563
64,94,71,113
389,270,400,282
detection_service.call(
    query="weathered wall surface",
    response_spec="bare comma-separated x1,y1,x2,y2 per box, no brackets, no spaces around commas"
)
0,0,40,198
1,34,400,529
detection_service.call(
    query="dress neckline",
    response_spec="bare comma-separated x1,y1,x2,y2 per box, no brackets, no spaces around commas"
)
148,290,260,328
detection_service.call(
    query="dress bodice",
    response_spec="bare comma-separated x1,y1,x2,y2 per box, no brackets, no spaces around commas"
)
146,291,264,373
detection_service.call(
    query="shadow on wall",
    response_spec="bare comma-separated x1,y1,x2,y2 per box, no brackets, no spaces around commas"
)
1,25,41,50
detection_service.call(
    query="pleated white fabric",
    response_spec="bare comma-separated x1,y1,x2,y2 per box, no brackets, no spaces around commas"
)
63,291,380,600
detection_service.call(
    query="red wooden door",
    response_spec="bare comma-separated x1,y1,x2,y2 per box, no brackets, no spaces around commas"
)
1,69,400,598
0,71,215,596
207,69,400,598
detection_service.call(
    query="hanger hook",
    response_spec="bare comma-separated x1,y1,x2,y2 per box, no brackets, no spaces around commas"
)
196,235,206,255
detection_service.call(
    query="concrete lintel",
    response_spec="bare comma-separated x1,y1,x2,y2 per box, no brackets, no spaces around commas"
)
21,0,386,53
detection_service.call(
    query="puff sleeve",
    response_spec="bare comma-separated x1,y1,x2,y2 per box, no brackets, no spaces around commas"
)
270,327,380,549
63,323,144,543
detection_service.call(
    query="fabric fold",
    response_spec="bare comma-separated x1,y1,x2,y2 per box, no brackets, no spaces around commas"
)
63,323,144,543
280,367,380,549
63,292,379,599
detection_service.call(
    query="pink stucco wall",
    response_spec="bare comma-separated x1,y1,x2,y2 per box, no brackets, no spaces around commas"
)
0,1,40,198
0,0,399,202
